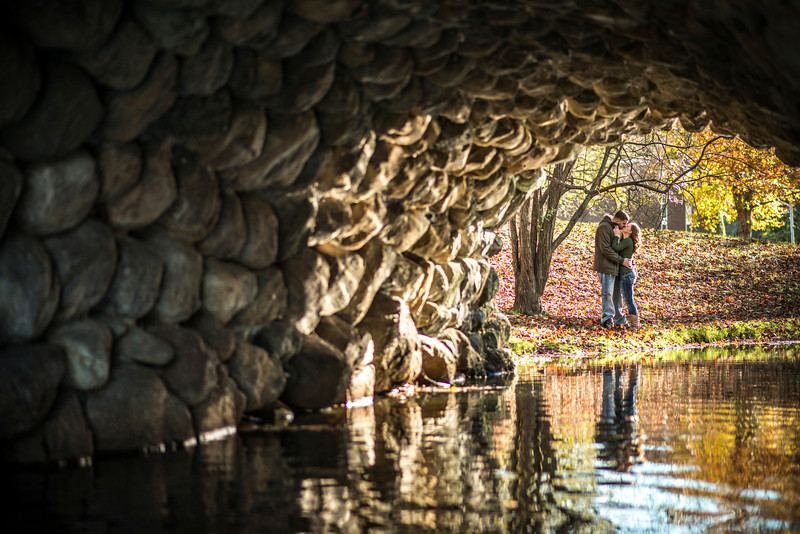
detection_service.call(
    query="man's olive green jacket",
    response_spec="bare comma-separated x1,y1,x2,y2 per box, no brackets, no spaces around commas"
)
593,215,624,276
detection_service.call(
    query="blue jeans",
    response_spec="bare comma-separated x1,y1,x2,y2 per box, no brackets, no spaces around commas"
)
619,269,639,316
598,272,625,325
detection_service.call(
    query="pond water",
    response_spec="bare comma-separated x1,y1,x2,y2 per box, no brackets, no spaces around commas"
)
5,345,800,533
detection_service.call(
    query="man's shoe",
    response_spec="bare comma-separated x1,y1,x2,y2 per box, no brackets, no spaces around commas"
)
601,320,614,329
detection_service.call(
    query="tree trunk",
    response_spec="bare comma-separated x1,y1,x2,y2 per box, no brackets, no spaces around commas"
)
735,207,752,238
509,164,570,316
733,189,753,239
510,196,543,315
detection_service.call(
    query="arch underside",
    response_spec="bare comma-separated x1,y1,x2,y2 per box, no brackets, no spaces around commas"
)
2,0,799,462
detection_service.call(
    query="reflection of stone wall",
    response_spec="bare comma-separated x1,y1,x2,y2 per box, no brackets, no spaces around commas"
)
7,387,538,533
3,0,800,462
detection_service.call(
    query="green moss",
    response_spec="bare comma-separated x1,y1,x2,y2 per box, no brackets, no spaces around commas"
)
508,336,537,355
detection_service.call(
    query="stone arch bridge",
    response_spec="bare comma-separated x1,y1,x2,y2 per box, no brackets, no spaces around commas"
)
2,0,799,462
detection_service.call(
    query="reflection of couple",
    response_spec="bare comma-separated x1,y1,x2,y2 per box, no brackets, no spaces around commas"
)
595,365,641,472
593,210,642,329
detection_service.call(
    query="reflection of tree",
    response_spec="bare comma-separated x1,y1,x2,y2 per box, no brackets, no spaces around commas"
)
509,376,560,531
733,365,758,448
594,365,641,472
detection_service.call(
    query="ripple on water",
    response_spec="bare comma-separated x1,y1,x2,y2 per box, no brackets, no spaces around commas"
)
4,346,800,533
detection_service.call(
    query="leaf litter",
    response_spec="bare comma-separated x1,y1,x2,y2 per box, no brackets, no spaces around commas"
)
489,222,800,360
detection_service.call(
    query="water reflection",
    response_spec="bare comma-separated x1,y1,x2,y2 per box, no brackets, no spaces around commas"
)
595,365,641,473
4,346,800,533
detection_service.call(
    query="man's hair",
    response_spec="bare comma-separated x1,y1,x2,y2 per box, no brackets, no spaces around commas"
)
613,210,630,222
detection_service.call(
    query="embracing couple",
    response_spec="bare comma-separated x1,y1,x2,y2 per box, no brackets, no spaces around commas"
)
593,210,642,329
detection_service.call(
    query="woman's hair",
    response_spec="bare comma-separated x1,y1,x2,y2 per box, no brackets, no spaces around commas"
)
629,222,642,253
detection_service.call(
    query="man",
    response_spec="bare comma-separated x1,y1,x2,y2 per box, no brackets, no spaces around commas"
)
593,210,634,328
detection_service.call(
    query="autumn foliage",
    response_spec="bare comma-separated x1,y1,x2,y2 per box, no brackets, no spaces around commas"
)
490,222,800,358
676,130,800,236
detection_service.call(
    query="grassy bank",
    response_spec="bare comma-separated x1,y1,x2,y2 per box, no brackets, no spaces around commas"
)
490,222,800,364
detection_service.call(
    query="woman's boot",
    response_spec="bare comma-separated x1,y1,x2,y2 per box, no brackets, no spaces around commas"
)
628,314,640,329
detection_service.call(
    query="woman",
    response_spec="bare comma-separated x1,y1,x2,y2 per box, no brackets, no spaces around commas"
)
611,222,642,329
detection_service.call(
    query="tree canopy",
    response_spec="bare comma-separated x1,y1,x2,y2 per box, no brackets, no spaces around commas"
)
677,129,800,237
